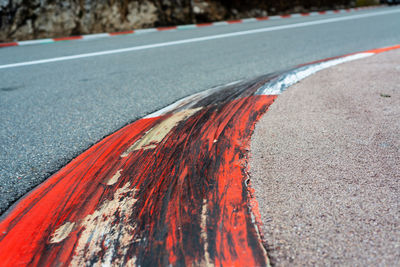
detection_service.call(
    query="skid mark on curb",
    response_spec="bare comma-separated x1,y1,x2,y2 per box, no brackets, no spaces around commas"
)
1,44,399,266
0,80,276,266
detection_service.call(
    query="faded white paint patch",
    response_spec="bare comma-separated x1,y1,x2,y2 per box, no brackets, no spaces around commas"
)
144,80,241,118
70,182,138,266
50,222,75,243
121,107,202,157
257,53,374,95
199,199,214,267
107,169,122,185
126,256,137,267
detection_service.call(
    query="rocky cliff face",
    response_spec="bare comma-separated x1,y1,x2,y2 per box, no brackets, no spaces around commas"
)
0,0,160,41
0,0,353,42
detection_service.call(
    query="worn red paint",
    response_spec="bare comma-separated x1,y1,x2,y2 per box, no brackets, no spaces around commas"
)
196,23,213,27
0,78,276,265
157,26,177,31
109,30,135,36
53,36,83,41
227,20,243,24
0,42,18,47
366,44,400,54
301,13,310,16
280,14,291,18
256,17,269,21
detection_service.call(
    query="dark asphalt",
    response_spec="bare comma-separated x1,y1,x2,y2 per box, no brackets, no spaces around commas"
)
1,6,400,214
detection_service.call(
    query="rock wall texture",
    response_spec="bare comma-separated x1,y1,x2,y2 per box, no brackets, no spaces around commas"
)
1,0,354,42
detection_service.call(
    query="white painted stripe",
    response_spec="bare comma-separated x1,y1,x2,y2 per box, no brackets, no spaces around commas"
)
1,8,398,70
145,80,242,118
18,39,54,45
290,14,303,18
177,25,197,30
241,18,257,23
257,52,374,95
134,28,157,34
82,33,110,39
213,21,229,26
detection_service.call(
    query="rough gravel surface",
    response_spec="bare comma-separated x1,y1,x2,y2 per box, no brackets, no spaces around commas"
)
250,49,400,266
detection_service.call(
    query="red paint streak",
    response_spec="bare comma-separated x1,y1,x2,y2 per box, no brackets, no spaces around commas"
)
247,182,265,241
365,45,400,54
301,13,310,16
256,17,269,21
53,36,83,41
0,94,276,266
318,11,327,15
298,44,400,68
280,14,291,18
0,42,18,48
109,30,134,36
196,23,213,27
297,54,352,67
346,9,351,12
333,10,340,13
0,117,159,266
157,26,177,31
227,20,243,24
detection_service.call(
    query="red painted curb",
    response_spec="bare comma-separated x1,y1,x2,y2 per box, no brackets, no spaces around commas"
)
109,30,135,36
1,44,399,266
157,26,178,31
0,93,276,266
196,22,213,27
227,19,243,24
53,36,83,41
365,44,400,54
0,42,18,47
256,16,270,21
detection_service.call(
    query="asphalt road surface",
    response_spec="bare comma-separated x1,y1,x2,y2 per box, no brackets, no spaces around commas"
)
1,6,400,214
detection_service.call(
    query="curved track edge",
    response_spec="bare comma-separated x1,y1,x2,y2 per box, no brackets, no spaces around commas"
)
0,44,399,266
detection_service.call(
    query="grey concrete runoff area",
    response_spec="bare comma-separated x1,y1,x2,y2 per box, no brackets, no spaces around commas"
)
250,49,400,266
1,6,400,215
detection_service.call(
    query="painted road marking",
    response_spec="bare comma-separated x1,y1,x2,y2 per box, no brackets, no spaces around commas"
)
257,52,374,95
0,8,399,70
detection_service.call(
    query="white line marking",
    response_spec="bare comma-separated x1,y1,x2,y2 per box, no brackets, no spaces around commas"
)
241,18,257,23
82,33,110,40
268,15,281,20
0,8,399,70
18,39,54,45
134,28,158,34
257,52,374,95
